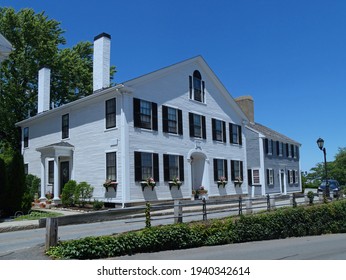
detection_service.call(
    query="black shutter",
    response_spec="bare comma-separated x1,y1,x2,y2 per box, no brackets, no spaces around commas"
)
178,109,183,135
213,159,218,181
248,169,253,185
238,125,242,145
152,102,158,131
264,139,269,154
202,80,205,102
276,141,280,155
231,160,235,181
153,153,159,182
202,115,206,139
229,123,233,143
163,154,169,181
212,119,216,141
240,161,244,180
179,155,184,181
134,152,142,181
189,76,192,99
133,98,141,128
266,169,270,185
189,112,194,137
162,105,168,133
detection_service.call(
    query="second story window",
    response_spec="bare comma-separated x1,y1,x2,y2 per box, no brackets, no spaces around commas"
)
23,127,29,148
212,119,226,142
162,106,183,135
133,98,158,131
62,114,69,139
230,123,242,145
189,112,206,139
105,98,116,129
189,70,205,103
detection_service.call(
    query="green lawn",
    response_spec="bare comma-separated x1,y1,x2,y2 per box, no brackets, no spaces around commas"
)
14,210,62,221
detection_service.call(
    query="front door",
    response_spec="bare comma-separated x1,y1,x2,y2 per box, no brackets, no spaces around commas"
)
60,161,70,192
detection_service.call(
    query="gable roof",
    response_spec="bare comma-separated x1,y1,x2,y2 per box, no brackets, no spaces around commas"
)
247,122,300,146
123,55,249,121
0,33,13,61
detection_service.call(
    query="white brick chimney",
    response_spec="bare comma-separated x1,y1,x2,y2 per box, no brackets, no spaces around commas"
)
93,33,111,92
37,67,51,113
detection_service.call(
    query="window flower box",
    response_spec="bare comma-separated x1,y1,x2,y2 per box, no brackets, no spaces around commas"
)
103,179,118,192
234,177,243,187
217,176,227,188
168,177,182,190
141,177,156,191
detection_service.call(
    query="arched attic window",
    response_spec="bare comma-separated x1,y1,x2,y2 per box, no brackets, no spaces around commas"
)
189,70,205,103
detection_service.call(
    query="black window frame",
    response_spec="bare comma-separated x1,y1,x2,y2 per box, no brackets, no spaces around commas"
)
212,119,226,143
23,127,29,148
231,160,244,181
62,113,69,139
163,154,184,182
162,105,183,135
229,123,242,145
106,152,117,181
213,158,228,181
134,151,159,182
105,98,116,129
133,98,158,131
189,112,206,139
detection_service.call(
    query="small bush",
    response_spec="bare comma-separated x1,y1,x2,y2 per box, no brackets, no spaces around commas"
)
92,200,104,210
61,180,77,207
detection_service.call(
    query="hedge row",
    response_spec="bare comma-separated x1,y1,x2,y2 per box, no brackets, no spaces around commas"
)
46,200,346,259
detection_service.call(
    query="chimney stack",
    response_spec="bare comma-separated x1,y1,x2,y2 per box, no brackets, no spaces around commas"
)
235,96,254,123
37,67,51,113
93,33,111,92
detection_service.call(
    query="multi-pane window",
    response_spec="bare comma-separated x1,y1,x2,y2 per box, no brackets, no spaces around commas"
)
294,170,299,184
106,152,117,181
252,169,260,184
23,127,29,148
133,98,158,130
265,139,274,155
212,119,226,142
213,159,228,181
134,152,159,182
267,169,274,185
189,112,206,139
231,160,243,181
163,154,184,181
288,170,294,184
62,114,69,139
189,70,205,103
105,98,116,129
230,123,242,145
162,106,183,135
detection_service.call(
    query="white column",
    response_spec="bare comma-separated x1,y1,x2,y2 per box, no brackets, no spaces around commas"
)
40,156,46,201
53,156,60,201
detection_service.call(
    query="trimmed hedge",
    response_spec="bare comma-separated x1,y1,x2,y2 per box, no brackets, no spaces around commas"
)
46,200,346,259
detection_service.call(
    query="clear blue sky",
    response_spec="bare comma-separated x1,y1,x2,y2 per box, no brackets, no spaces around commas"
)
2,0,346,172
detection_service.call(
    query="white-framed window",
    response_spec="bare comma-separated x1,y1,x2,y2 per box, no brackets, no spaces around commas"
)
277,141,284,157
134,151,159,182
252,169,261,185
294,170,299,184
162,105,183,135
288,170,294,184
267,169,274,185
231,160,243,181
106,152,117,181
265,139,273,155
105,98,116,129
213,158,228,181
163,154,184,182
133,98,158,131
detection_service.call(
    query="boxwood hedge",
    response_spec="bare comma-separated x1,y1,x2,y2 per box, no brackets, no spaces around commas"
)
46,200,346,259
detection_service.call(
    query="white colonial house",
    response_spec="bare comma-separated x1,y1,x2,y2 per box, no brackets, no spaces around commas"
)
16,33,251,207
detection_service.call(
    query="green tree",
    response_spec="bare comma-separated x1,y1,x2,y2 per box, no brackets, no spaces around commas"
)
0,7,115,150
331,148,346,185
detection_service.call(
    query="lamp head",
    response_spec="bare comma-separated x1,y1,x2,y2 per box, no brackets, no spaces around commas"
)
316,137,324,150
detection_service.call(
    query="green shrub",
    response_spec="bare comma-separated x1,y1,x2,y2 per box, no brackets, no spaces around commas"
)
74,181,94,207
47,200,346,259
61,180,77,207
92,200,104,210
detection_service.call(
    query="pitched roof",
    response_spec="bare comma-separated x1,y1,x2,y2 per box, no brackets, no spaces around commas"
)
247,122,300,145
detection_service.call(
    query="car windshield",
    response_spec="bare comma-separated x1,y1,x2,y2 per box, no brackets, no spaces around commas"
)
321,180,339,187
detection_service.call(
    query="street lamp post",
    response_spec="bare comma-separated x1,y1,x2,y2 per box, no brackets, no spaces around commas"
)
316,138,329,197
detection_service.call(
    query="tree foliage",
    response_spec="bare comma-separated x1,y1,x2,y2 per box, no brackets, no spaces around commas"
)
0,7,114,150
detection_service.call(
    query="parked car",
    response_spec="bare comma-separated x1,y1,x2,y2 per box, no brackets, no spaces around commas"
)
317,180,341,196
